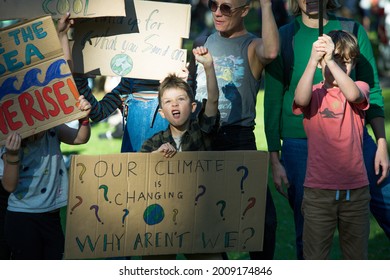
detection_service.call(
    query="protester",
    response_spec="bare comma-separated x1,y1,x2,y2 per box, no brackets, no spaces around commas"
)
264,0,390,259
141,46,222,260
1,93,91,259
189,0,279,259
294,30,370,259
142,46,219,155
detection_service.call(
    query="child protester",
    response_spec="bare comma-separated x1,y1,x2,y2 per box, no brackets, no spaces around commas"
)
0,13,92,260
141,46,221,260
141,46,219,157
293,30,371,259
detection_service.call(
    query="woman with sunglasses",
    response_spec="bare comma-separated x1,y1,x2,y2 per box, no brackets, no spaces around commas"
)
189,0,279,260
264,0,390,259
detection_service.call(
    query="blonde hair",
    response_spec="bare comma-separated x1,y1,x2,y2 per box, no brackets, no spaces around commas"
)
288,0,341,16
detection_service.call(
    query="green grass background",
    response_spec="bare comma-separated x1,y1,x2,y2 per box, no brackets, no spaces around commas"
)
61,88,390,260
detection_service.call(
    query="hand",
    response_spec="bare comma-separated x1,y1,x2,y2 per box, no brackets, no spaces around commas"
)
57,12,74,38
271,159,289,198
5,132,21,156
192,46,213,69
155,142,177,158
375,139,390,185
318,34,334,63
77,95,91,113
312,40,326,63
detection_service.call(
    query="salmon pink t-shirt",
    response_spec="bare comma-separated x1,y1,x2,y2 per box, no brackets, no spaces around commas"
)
293,81,370,190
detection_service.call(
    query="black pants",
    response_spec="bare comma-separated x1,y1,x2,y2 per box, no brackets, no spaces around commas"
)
213,126,277,260
5,209,64,260
0,182,10,260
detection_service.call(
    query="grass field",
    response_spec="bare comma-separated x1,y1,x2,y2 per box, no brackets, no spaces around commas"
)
61,87,390,260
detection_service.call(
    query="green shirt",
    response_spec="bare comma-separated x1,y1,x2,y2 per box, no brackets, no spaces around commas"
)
264,14,384,152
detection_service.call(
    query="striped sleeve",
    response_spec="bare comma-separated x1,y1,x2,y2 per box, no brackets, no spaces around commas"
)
75,77,132,122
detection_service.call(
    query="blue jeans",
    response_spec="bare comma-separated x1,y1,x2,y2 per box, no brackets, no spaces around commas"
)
121,94,169,152
282,127,390,259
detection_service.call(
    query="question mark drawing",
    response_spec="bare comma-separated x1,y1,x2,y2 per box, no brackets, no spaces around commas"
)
195,185,206,205
242,197,256,220
122,209,129,227
98,185,111,203
236,166,249,193
77,163,86,183
242,227,255,249
90,205,103,224
70,196,83,214
172,209,179,225
216,200,226,221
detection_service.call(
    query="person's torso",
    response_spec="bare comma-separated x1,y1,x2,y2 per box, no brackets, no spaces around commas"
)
302,84,369,189
195,32,261,127
4,129,68,213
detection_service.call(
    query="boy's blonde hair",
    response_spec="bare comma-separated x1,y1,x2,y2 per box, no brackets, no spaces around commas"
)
158,74,194,107
328,30,360,63
288,0,340,16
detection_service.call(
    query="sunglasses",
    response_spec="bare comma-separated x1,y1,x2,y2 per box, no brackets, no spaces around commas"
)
208,0,247,17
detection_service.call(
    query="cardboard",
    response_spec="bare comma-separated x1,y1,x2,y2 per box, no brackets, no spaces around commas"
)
0,16,87,145
72,0,191,80
0,0,126,20
64,151,269,259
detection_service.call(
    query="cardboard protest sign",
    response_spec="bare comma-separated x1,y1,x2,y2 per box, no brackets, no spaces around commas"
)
72,0,191,80
0,0,126,20
64,151,269,259
0,16,87,145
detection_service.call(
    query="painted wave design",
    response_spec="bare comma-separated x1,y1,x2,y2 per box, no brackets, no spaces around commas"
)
0,59,71,100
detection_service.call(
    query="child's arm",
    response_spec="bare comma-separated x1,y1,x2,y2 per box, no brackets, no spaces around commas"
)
320,34,364,103
1,132,22,192
192,47,218,117
57,13,74,71
294,40,324,107
58,95,91,145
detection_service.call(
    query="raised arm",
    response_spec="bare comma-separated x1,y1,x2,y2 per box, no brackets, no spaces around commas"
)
294,40,323,107
57,13,74,70
192,46,218,117
251,0,279,69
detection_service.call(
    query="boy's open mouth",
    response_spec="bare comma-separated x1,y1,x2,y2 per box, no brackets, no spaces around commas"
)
172,110,181,119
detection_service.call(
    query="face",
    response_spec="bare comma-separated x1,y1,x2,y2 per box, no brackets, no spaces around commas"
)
208,0,248,34
297,0,328,16
159,88,196,130
321,51,354,86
